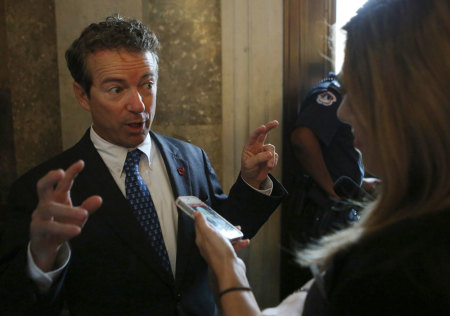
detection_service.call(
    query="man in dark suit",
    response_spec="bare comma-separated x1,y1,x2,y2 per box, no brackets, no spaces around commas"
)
0,15,286,315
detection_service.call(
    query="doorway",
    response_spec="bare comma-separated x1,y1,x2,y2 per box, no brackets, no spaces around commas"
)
280,0,368,299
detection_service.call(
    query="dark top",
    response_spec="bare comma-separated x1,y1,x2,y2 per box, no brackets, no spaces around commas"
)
0,129,287,315
303,208,450,315
294,73,364,185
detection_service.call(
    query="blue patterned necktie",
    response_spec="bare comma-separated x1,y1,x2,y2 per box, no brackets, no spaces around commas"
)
124,149,172,275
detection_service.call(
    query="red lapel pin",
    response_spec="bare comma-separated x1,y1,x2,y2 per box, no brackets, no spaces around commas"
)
177,167,186,175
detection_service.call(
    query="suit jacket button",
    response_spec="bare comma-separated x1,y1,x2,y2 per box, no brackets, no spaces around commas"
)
176,292,182,302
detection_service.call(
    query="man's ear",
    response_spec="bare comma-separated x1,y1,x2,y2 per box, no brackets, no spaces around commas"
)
73,82,91,112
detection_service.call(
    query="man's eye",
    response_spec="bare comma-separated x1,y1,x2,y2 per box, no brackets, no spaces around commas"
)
109,87,122,94
143,82,153,89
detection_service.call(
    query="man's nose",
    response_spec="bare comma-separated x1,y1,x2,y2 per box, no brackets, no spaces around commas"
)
126,89,145,113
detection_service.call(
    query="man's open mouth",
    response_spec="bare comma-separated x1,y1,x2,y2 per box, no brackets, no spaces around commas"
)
128,122,144,128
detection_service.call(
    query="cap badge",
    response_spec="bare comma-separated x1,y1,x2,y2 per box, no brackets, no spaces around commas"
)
316,91,337,106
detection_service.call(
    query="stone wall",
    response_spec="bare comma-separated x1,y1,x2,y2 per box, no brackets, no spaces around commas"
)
144,0,223,178
0,0,61,205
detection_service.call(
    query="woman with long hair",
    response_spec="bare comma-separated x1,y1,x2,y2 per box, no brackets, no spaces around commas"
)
194,0,450,314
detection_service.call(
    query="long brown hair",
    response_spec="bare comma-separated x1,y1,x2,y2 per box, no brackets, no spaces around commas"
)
298,0,450,270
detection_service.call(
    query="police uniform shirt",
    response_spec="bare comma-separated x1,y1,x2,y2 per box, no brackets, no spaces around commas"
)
294,75,364,185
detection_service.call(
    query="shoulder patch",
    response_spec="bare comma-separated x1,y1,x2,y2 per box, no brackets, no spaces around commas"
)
316,91,337,106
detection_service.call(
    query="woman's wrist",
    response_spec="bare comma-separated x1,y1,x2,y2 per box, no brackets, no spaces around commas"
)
215,258,250,292
218,286,252,299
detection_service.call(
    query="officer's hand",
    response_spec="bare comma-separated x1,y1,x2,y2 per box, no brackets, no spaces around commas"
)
362,177,381,194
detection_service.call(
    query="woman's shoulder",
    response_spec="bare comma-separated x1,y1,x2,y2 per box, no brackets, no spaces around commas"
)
336,207,448,254
325,208,450,314
335,207,450,278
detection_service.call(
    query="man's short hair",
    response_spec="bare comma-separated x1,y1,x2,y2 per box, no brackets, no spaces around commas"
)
65,14,160,96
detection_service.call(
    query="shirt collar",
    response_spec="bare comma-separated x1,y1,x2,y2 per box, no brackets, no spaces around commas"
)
90,127,152,177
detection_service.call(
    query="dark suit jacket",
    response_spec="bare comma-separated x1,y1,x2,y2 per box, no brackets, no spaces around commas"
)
0,129,286,315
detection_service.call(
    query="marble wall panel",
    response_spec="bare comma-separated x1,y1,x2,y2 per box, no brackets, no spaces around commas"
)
143,0,223,178
0,0,61,204
4,0,61,177
0,0,16,206
55,0,143,149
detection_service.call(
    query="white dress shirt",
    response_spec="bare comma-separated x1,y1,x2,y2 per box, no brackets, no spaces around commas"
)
28,128,273,292
91,128,179,275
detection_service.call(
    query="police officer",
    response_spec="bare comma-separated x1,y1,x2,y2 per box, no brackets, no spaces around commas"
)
289,72,365,245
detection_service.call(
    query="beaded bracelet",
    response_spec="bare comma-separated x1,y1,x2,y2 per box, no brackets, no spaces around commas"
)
218,286,252,299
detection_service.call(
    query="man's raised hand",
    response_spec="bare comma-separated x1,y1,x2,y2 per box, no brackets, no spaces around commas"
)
30,160,102,272
241,120,279,189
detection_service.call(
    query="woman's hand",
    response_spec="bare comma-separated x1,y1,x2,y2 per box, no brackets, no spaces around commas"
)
233,226,251,252
194,212,250,290
194,211,261,316
194,212,248,272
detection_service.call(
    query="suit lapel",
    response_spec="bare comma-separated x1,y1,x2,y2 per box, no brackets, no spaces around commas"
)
151,132,192,198
151,132,197,286
72,131,175,287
